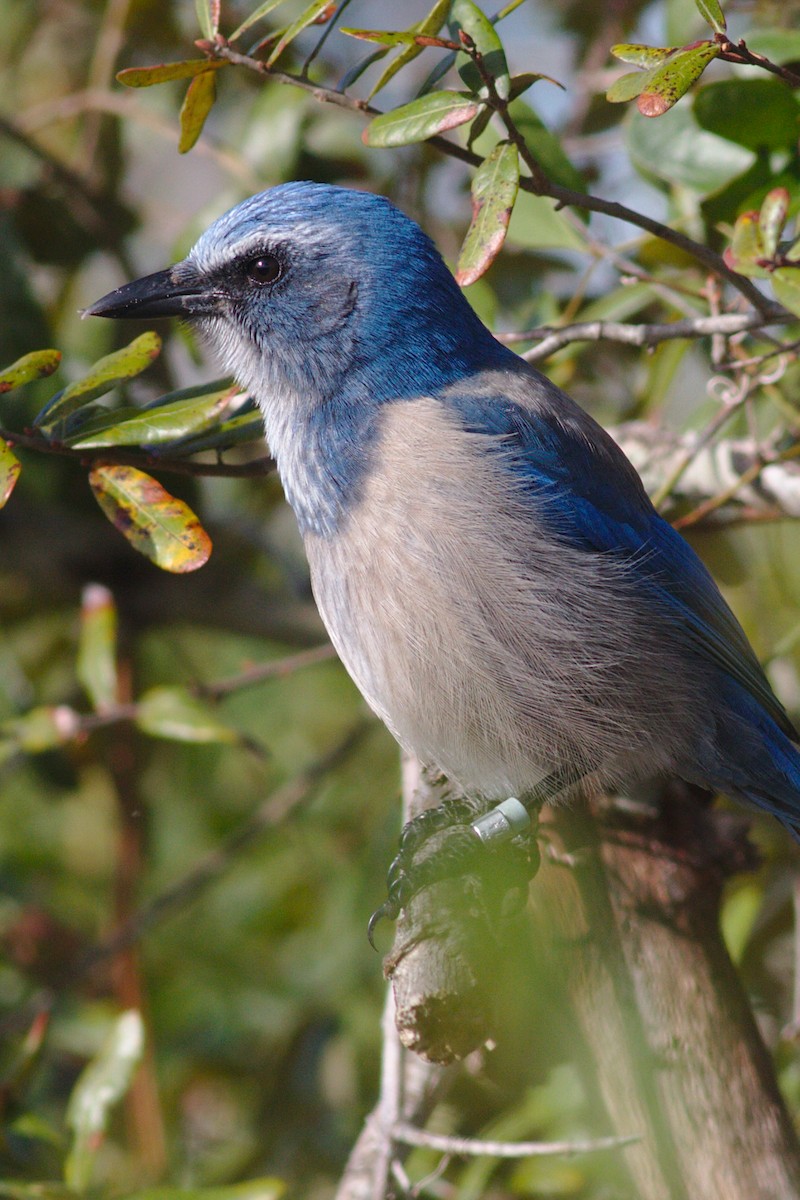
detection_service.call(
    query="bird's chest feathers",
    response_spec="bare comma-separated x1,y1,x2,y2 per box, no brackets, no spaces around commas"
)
302,398,549,793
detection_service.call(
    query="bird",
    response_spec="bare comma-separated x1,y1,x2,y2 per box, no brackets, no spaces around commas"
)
87,180,800,907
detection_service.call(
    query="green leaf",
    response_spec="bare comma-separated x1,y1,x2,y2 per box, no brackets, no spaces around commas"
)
0,1184,78,1200
0,437,21,508
506,190,587,253
117,59,228,87
229,0,290,42
77,584,119,714
772,267,800,317
266,1,335,67
695,0,726,34
611,43,679,67
89,463,212,573
179,70,217,153
1,705,81,753
758,188,790,258
67,385,242,449
342,28,425,47
363,90,481,147
637,41,720,117
65,1011,144,1193
195,0,218,39
694,79,800,152
450,0,511,100
456,141,520,285
0,348,61,393
136,686,239,744
626,102,754,194
37,333,162,428
607,70,651,103
507,99,583,192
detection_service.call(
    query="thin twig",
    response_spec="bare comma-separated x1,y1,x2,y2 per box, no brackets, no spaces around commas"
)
197,642,338,698
392,1121,639,1158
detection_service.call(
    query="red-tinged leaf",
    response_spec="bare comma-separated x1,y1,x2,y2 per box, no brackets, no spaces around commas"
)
89,463,212,573
37,333,162,428
637,41,720,117
758,187,790,259
0,437,21,508
179,69,217,153
266,1,335,66
77,584,119,714
136,686,239,744
695,0,726,34
724,210,770,278
117,59,227,87
456,140,520,286
0,349,61,394
2,706,82,753
342,27,435,47
363,90,481,147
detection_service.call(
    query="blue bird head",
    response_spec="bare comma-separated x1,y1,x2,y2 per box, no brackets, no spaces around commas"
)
88,181,508,411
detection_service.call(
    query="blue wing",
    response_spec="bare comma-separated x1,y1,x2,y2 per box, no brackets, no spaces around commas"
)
446,370,797,742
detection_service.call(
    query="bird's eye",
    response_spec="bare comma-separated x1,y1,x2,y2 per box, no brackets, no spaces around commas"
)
245,255,282,285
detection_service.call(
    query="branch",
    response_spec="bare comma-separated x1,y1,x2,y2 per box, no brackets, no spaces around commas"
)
0,424,275,479
500,310,797,361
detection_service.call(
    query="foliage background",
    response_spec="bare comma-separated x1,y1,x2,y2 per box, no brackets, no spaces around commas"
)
3,0,800,1196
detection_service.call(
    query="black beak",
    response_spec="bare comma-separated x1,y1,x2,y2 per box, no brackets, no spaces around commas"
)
84,267,214,320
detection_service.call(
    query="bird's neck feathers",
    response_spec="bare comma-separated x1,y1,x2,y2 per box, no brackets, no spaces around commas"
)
245,255,516,539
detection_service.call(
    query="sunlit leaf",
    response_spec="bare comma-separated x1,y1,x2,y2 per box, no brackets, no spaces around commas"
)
179,70,217,153
37,333,162,428
772,267,800,317
266,1,335,67
363,91,481,147
450,0,511,100
117,59,228,87
2,706,81,753
89,463,212,573
611,43,679,67
695,0,726,34
456,141,519,286
136,686,239,744
65,1011,144,1192
637,41,720,117
758,188,790,258
0,348,61,394
68,385,243,449
0,438,21,508
607,70,651,103
342,28,429,48
77,584,119,714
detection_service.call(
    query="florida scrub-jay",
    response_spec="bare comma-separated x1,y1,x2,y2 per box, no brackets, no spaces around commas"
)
87,182,800,908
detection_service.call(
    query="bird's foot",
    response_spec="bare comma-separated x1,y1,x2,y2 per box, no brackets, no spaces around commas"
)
368,794,539,947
